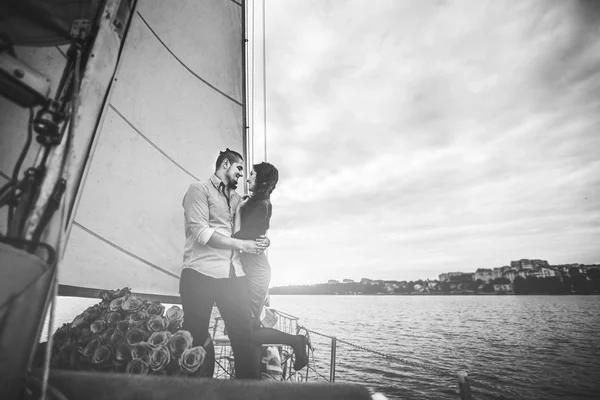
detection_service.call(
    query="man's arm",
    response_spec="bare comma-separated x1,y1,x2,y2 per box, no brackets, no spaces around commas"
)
183,184,264,253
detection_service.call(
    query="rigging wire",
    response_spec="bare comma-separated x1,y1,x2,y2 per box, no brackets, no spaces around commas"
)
262,0,267,162
251,0,256,165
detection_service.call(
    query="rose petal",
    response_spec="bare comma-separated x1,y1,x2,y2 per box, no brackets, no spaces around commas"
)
90,320,107,335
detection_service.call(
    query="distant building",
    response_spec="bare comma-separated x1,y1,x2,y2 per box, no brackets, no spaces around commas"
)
343,279,354,283
473,268,494,283
438,272,463,281
529,267,557,279
510,259,549,271
503,270,528,282
327,279,339,284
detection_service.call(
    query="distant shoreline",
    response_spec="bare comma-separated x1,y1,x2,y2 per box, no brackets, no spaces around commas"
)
269,291,600,296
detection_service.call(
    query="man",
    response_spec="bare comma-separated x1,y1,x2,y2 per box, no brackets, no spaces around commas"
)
180,149,268,379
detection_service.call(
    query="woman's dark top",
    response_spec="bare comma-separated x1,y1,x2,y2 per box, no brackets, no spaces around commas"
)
233,198,272,240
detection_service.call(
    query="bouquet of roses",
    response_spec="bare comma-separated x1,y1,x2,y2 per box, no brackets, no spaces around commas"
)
49,288,206,376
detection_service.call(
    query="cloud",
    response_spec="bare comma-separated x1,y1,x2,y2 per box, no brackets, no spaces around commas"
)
261,0,600,286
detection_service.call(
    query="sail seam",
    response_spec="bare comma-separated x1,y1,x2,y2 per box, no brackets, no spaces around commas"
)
137,11,243,107
73,221,180,279
109,104,200,181
55,46,67,58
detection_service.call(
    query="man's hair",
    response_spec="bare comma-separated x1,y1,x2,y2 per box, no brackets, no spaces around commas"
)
215,148,243,171
253,162,279,200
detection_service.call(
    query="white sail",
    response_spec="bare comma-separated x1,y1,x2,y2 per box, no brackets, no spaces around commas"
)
57,0,246,297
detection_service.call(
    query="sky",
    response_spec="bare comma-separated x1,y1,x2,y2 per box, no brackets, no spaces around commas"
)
258,0,600,287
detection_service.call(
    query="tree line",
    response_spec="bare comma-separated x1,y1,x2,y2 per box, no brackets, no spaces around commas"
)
269,267,600,295
512,267,600,295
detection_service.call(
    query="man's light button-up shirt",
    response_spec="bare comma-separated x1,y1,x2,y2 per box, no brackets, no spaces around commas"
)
181,175,243,278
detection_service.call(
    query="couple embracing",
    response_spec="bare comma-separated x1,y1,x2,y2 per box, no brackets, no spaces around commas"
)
179,149,310,379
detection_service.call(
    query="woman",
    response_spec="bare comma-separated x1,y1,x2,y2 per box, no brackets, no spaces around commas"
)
233,162,310,371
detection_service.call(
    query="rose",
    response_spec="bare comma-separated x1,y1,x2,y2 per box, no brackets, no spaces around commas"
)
146,302,165,316
130,342,152,361
122,297,144,313
167,330,193,358
109,296,126,312
81,337,102,358
90,320,107,335
101,327,116,342
124,328,148,346
92,345,113,364
114,342,132,363
179,346,206,373
149,346,171,371
83,305,101,320
105,312,122,325
125,358,150,375
128,310,149,323
71,314,87,328
110,329,125,345
99,290,113,303
74,328,91,346
69,326,82,339
146,315,168,332
116,320,130,331
101,287,131,303
165,306,184,326
55,336,75,353
148,331,172,348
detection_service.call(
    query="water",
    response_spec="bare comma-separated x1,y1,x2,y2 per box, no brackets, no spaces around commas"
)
44,295,600,399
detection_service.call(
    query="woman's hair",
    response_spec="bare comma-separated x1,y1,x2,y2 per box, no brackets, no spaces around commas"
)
252,162,279,200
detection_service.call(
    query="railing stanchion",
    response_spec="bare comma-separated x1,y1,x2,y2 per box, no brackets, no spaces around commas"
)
457,371,472,400
329,336,337,382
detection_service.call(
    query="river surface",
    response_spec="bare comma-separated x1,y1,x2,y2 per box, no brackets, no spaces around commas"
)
45,294,600,399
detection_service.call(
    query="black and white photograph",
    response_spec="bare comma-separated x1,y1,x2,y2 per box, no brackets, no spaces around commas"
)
1,1,599,399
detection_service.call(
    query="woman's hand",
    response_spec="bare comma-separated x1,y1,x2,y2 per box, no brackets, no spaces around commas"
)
237,195,250,211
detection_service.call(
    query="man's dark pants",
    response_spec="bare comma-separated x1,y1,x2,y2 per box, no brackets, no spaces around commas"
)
179,268,261,379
